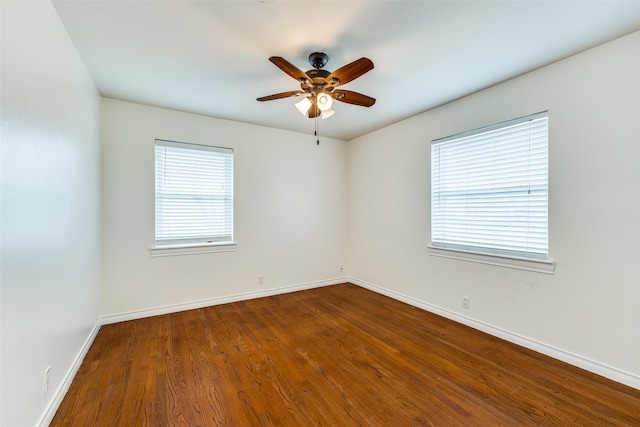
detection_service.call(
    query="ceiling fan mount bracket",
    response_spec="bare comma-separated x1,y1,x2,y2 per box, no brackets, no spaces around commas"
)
308,52,329,69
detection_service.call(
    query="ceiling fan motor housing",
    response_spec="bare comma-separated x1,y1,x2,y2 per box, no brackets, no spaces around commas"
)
306,68,330,84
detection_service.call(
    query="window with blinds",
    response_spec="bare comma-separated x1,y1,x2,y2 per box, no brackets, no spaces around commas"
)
155,140,233,248
431,112,548,260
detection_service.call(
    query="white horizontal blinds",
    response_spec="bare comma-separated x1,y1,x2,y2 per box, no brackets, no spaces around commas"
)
155,140,233,247
431,112,548,260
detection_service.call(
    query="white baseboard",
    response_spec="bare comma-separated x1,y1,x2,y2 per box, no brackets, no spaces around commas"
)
101,277,348,325
350,277,640,391
37,275,637,426
37,277,348,425
37,319,102,427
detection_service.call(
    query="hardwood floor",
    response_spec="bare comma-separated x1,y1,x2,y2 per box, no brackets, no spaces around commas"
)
51,283,640,426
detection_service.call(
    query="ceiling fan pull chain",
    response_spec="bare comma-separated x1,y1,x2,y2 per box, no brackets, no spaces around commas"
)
316,116,320,145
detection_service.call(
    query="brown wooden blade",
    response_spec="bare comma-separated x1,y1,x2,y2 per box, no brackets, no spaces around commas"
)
333,90,376,107
269,56,312,83
257,90,305,102
325,57,374,87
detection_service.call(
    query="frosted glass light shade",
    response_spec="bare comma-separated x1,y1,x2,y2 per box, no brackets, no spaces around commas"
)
321,108,335,119
317,93,333,111
295,97,312,116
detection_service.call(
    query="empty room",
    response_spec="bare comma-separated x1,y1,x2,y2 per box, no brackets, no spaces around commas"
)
2,1,640,426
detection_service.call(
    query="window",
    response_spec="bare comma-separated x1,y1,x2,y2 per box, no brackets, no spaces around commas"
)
154,140,233,252
430,112,548,264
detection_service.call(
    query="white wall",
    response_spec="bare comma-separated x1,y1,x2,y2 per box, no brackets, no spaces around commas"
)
1,6,636,427
101,99,347,317
347,31,640,388
0,1,102,426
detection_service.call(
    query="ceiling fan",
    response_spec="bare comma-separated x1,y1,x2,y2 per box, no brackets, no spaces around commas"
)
257,52,375,119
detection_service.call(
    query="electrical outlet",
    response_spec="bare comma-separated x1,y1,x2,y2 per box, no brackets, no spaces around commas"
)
340,264,344,273
258,276,263,285
43,365,51,395
462,296,470,309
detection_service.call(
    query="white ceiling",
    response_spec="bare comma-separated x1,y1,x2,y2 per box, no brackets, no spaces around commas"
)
52,0,640,141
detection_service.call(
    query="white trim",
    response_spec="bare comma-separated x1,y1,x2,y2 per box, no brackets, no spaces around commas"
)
36,275,638,426
428,246,555,274
432,110,548,145
150,242,237,257
350,277,639,390
36,277,348,424
155,139,233,154
101,277,348,324
37,320,102,427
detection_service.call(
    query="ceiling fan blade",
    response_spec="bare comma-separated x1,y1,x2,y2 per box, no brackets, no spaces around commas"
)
257,90,305,102
333,90,376,107
325,57,374,87
269,56,312,83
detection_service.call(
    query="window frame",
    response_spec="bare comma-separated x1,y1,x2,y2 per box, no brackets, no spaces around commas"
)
428,112,554,274
151,139,235,257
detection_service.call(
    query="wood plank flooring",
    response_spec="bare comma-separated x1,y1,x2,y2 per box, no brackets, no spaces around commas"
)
51,283,640,426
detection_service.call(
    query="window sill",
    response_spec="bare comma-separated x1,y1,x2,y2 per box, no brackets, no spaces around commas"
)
427,246,555,274
150,242,237,257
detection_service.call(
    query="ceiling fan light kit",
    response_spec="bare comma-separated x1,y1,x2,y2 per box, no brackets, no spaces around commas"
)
257,52,376,121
